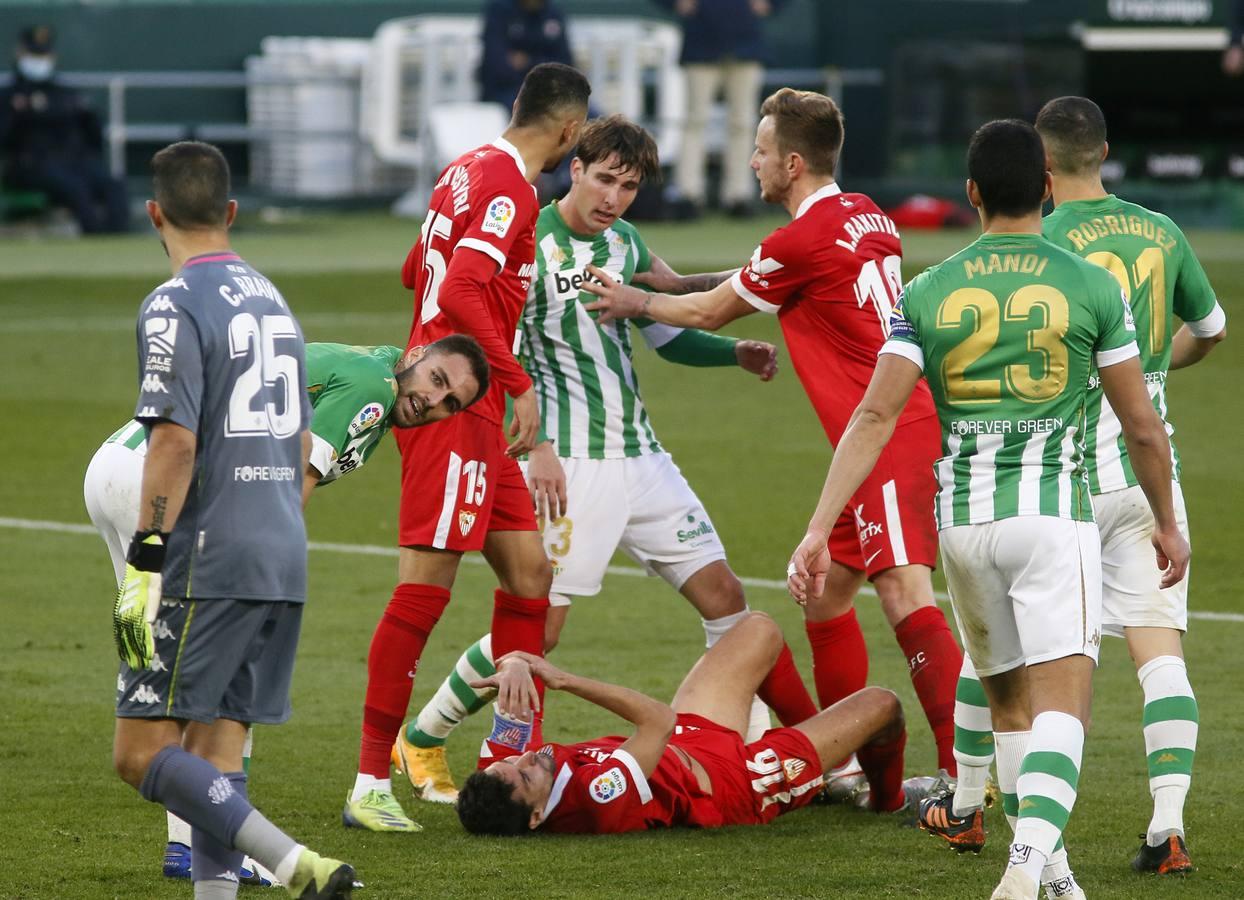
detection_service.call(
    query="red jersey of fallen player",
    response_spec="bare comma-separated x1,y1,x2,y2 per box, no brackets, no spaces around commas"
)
729,183,937,442
401,138,538,424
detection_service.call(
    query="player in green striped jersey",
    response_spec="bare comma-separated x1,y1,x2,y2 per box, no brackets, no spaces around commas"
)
943,98,1227,880
394,116,820,805
84,335,488,877
1039,97,1223,874
787,120,1188,900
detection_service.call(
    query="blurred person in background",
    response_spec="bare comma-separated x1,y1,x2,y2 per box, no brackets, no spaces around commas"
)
657,0,784,218
480,0,575,110
0,25,129,233
1224,0,1244,75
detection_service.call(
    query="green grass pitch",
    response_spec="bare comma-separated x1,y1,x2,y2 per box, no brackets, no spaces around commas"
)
0,213,1240,898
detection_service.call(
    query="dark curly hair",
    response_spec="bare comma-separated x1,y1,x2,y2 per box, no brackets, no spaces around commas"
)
456,770,536,836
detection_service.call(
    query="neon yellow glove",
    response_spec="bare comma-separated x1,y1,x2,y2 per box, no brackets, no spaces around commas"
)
113,532,165,669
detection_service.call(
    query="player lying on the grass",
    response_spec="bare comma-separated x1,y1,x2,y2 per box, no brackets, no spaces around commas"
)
580,88,963,793
394,114,817,805
456,612,932,835
786,119,1189,900
931,96,1227,880
86,335,488,885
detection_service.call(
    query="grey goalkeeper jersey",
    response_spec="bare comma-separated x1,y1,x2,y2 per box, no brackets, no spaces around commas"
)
133,251,312,602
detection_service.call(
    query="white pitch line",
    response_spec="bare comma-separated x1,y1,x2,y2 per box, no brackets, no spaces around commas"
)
5,515,1241,623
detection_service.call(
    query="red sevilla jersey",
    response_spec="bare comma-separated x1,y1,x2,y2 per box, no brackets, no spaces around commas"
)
729,183,936,443
533,737,722,834
401,138,538,423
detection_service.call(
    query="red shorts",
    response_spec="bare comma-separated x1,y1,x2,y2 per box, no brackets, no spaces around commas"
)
672,714,824,827
394,411,537,551
828,413,940,577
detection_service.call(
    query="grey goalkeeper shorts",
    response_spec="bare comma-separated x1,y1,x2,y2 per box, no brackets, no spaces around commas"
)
116,597,303,725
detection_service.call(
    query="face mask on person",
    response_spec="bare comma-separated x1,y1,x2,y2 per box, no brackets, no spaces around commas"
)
17,56,55,82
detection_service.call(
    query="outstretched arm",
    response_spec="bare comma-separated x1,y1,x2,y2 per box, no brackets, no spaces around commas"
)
582,268,757,330
787,354,922,602
636,254,739,295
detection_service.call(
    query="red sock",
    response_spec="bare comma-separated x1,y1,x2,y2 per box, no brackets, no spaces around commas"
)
805,608,869,709
894,606,962,776
757,642,819,726
358,583,450,777
858,726,908,812
491,589,549,750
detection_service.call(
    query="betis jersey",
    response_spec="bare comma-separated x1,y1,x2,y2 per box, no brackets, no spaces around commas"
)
1043,196,1223,493
108,342,402,487
886,233,1139,528
304,343,403,484
520,201,689,458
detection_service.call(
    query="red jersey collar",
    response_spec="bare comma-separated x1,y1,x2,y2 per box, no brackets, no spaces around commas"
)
491,136,528,178
794,182,842,220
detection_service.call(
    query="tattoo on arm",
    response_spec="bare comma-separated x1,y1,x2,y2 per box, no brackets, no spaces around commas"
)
150,495,168,531
680,270,736,293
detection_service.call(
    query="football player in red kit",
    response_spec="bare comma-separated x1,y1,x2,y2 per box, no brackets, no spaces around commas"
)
457,613,931,835
345,62,592,832
582,88,962,787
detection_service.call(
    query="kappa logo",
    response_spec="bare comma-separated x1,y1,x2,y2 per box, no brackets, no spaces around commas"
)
141,373,169,394
138,406,158,418
589,767,628,804
482,195,516,238
348,403,385,437
129,684,161,705
149,653,168,673
145,316,178,356
146,294,177,314
1155,752,1180,765
458,509,477,536
207,776,235,805
154,619,176,641
158,277,189,292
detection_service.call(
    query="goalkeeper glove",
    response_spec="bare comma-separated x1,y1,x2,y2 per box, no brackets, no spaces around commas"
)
113,530,167,670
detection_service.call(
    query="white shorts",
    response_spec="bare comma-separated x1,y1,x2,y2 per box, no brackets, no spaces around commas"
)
83,441,144,584
523,452,727,606
1093,483,1190,637
941,516,1103,677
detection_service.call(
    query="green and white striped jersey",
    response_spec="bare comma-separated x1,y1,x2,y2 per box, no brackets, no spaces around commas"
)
106,342,403,487
520,201,691,458
1043,195,1223,494
886,232,1139,528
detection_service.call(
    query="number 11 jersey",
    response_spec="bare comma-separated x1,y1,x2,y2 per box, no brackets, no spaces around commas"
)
729,183,936,443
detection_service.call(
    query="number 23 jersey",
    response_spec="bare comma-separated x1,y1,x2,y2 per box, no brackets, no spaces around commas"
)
401,138,538,425
729,183,937,443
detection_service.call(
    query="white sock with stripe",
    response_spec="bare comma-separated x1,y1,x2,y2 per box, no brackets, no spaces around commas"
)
406,634,496,749
1009,711,1084,886
952,655,994,816
703,608,771,741
1139,655,1197,844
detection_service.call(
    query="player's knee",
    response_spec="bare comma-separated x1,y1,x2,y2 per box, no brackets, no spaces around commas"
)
506,555,553,599
863,686,904,737
739,610,782,649
112,742,157,789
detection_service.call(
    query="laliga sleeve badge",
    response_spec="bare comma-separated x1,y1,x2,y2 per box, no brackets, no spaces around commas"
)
349,403,386,437
482,196,516,238
590,767,628,804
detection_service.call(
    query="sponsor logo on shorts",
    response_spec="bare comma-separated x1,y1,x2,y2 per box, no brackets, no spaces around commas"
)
458,509,477,536
590,767,628,804
145,316,178,356
117,673,126,692
141,373,169,394
348,403,386,437
853,504,884,544
208,776,236,805
677,513,715,544
129,684,161,705
482,196,516,237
